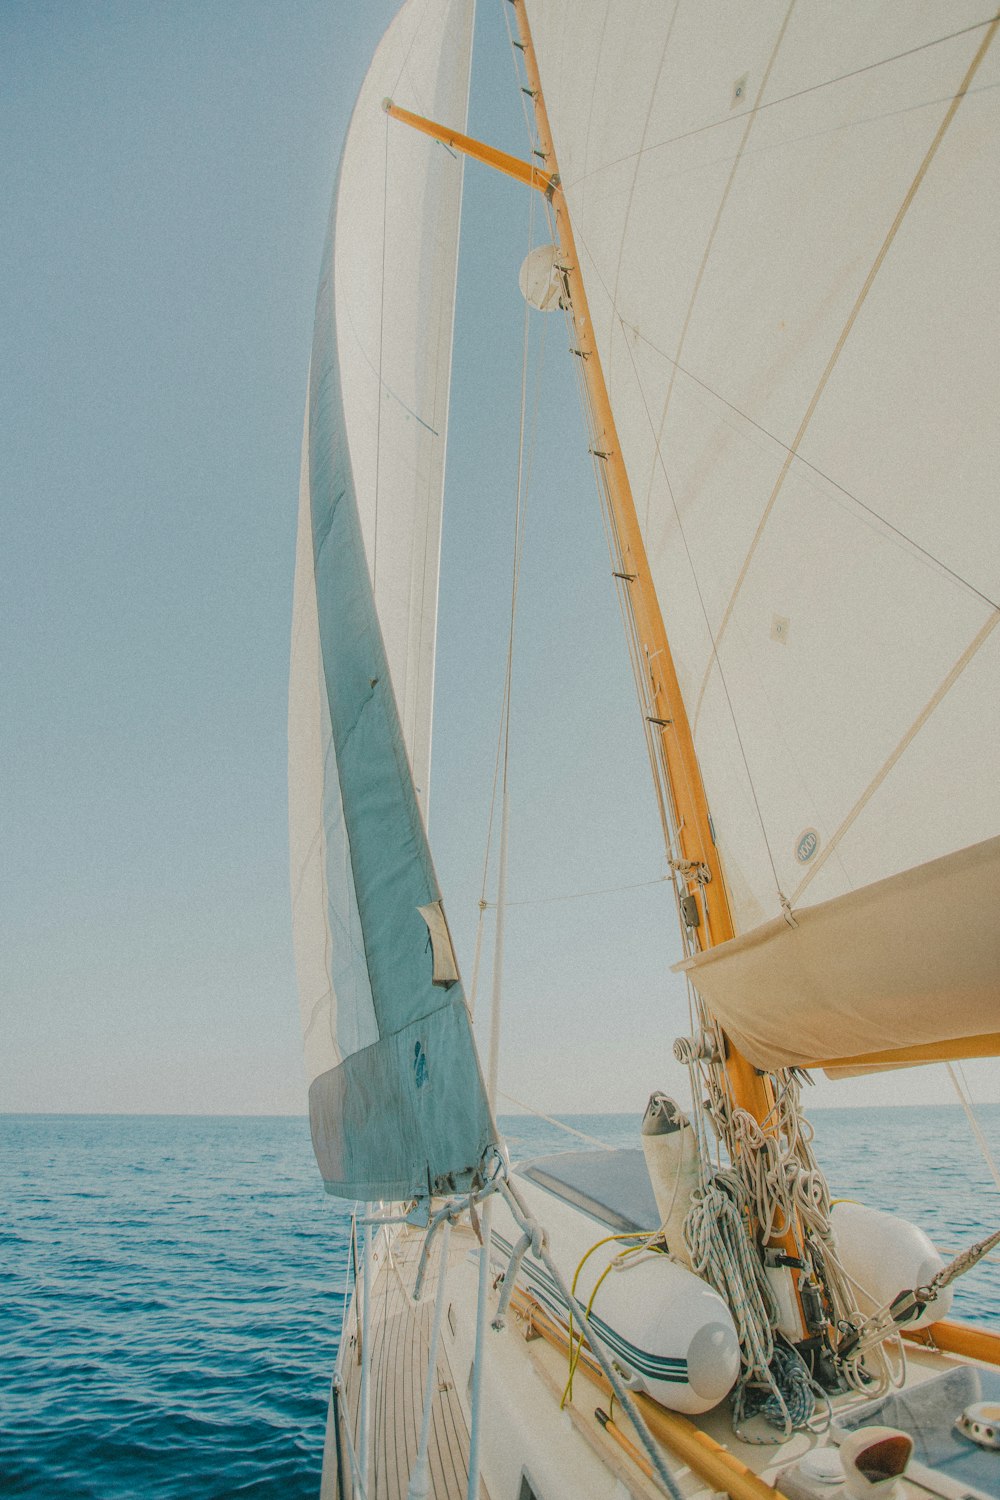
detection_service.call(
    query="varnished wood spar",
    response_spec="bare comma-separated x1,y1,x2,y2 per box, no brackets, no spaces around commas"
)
382,101,557,196
384,27,771,1128
383,21,808,1310
806,1031,1000,1071
903,1319,1000,1366
507,0,773,1126
510,1288,792,1500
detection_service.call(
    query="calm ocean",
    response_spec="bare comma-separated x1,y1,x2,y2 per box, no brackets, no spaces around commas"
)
2,1107,998,1497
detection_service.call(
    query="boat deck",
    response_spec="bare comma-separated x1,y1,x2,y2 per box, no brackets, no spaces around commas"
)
326,1213,998,1500
332,1225,489,1500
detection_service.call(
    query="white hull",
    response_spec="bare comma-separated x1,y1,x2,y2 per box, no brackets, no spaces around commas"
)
323,1193,998,1500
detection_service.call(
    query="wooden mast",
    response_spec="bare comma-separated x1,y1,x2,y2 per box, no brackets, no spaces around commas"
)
385,13,774,1128
508,0,774,1126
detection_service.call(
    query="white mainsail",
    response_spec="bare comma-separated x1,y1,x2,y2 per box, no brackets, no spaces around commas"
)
524,1,1000,1066
330,0,473,814
290,0,497,1197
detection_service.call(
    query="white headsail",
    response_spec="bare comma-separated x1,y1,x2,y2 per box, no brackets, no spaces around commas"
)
290,0,497,1196
525,1,1000,1067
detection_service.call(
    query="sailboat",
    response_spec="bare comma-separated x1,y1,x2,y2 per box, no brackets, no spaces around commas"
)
289,3,1000,1498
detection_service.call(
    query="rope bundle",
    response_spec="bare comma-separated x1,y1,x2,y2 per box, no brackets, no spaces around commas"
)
678,1052,905,1428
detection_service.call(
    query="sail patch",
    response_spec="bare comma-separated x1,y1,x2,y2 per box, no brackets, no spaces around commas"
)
418,900,460,986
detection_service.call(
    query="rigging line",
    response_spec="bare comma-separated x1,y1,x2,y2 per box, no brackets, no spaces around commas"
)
372,110,389,588
484,187,538,1102
389,0,435,100
497,1092,614,1149
623,323,999,614
946,1062,1000,1195
579,6,613,200
552,266,691,888
486,874,669,909
561,15,1000,194
470,213,548,1012
599,468,678,859
556,255,673,856
515,34,732,928
596,439,681,861
557,275,676,861
502,0,542,149
469,280,548,1014
789,609,1000,905
340,300,439,432
564,281,713,928
606,0,681,390
694,13,1000,730
636,0,796,534
630,78,1000,200
617,326,786,902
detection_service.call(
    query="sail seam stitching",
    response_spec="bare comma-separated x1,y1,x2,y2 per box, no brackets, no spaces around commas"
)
789,609,1000,904
693,12,1000,730
605,0,681,404
620,322,999,614
638,0,797,533
615,316,786,900
560,15,1000,193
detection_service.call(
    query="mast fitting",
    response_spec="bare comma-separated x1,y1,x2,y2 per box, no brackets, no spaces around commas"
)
680,894,700,928
674,1031,722,1065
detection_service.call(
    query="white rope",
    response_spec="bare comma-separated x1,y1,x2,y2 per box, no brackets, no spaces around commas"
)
678,1037,906,1426
489,874,668,908
683,1174,785,1439
497,1091,615,1149
946,1061,1000,1194
485,189,538,1106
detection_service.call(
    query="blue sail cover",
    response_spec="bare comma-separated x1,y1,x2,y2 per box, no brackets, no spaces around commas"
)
289,0,497,1202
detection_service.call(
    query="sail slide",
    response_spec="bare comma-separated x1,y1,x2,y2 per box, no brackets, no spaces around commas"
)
289,0,498,1200
676,836,1000,1073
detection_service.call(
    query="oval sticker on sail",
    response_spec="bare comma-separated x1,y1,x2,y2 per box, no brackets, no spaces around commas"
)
796,829,820,864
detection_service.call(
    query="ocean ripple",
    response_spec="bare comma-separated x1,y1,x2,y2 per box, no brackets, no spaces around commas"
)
1,1107,997,1496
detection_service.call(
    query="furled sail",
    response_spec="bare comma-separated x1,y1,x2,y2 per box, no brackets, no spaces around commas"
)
525,2,1000,1066
289,0,497,1199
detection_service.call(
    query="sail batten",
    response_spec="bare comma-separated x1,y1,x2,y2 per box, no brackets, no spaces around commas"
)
290,0,497,1200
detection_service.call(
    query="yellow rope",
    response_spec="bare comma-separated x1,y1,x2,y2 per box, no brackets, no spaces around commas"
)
561,1233,663,1407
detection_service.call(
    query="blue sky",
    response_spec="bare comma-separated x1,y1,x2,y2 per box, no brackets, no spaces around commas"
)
3,0,995,1118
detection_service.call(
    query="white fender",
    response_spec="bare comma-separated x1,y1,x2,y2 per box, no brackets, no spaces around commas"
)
496,1172,740,1414
640,1092,699,1271
830,1200,953,1328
